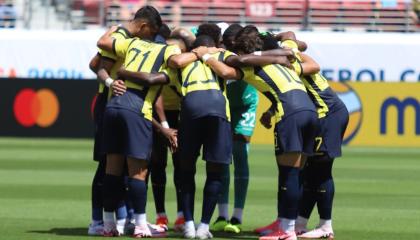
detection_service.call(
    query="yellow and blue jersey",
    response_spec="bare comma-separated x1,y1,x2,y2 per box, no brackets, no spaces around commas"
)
176,51,235,121
283,40,345,118
160,66,182,111
109,37,181,121
97,26,132,95
241,63,316,123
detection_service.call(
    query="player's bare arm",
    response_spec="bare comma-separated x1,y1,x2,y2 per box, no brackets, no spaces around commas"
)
226,54,293,69
275,31,308,52
299,53,321,75
89,54,101,73
117,68,169,86
97,58,126,96
96,26,119,52
167,47,223,69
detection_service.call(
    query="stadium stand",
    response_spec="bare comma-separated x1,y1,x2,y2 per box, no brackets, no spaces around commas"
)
0,0,16,28
5,0,419,32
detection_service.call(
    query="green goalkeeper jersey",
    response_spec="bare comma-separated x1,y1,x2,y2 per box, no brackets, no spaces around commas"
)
227,80,259,110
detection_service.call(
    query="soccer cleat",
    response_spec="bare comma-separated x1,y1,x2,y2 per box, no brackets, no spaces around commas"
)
298,227,334,239
258,230,297,240
156,215,169,231
254,219,280,236
211,216,228,231
173,216,185,232
88,223,104,236
183,223,196,239
124,219,136,235
103,222,120,237
196,226,213,239
133,224,152,238
224,217,242,233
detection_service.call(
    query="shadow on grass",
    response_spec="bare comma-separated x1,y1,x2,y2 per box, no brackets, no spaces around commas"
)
27,228,88,237
27,228,258,239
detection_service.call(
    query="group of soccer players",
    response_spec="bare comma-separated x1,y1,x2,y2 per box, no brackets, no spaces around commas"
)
87,5,349,240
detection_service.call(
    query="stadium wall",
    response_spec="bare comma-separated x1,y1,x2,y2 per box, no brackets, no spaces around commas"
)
1,30,420,82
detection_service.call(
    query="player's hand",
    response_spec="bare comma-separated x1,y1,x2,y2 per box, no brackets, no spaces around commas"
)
260,111,273,129
276,58,294,70
192,46,209,58
161,128,178,153
111,80,126,96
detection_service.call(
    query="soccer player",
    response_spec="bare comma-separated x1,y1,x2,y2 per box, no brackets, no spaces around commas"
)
95,6,182,238
200,25,319,240
212,23,259,234
87,21,142,236
279,36,349,240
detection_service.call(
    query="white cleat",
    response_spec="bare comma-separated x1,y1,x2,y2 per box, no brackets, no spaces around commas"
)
298,227,334,239
103,221,120,237
87,223,104,236
196,226,213,239
183,223,196,239
133,224,152,238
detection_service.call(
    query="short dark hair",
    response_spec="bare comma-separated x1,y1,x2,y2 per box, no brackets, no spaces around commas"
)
196,23,221,46
260,32,280,51
234,25,263,54
192,35,216,48
158,23,171,40
133,6,162,30
222,24,242,51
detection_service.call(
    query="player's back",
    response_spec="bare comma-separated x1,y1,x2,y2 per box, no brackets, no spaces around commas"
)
242,63,316,122
180,52,230,121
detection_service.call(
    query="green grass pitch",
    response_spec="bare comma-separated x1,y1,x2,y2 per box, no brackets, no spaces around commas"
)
0,137,419,240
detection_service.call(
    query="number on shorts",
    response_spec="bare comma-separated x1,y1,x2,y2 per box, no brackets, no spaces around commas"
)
315,137,323,152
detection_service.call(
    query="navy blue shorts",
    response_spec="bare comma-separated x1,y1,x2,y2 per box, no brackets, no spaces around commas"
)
314,107,349,159
102,107,153,160
152,110,180,163
179,116,232,164
93,92,107,162
274,110,319,156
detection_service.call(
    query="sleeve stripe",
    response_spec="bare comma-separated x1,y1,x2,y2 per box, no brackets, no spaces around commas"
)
112,39,117,55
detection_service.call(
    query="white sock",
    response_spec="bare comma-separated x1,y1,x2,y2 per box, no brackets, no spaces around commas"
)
117,218,126,227
177,211,184,218
197,222,209,231
280,218,295,233
134,213,147,226
157,212,167,218
296,216,308,229
103,211,115,224
91,220,102,226
185,220,195,229
232,208,243,222
218,204,229,219
318,219,332,230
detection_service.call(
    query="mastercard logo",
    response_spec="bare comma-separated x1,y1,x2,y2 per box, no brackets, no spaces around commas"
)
13,88,60,128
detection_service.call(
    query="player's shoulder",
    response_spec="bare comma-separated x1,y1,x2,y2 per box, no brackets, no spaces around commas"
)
111,26,133,39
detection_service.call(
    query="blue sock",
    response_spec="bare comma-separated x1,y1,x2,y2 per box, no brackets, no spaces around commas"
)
218,163,230,205
172,153,183,213
91,160,105,221
316,161,335,220
103,174,125,212
201,163,223,224
115,201,128,220
278,166,300,219
124,176,134,220
151,163,167,214
233,141,249,209
180,170,196,221
299,161,317,219
128,178,147,214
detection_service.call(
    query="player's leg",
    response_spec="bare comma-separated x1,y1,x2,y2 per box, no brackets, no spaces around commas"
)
150,128,169,230
89,156,106,235
178,117,202,238
167,110,185,231
197,116,232,239
260,111,318,240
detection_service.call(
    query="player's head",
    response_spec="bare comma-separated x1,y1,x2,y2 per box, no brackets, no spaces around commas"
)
260,32,280,51
167,38,187,53
192,35,216,48
132,6,162,40
234,25,263,54
171,27,196,51
197,23,221,47
222,24,243,52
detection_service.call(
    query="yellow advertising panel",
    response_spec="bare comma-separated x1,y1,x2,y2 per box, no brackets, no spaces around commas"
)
252,82,420,147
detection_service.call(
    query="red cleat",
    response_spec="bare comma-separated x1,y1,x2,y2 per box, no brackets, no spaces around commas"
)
156,215,169,231
254,219,280,236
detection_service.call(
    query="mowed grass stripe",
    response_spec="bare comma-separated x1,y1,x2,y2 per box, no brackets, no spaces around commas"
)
0,138,419,240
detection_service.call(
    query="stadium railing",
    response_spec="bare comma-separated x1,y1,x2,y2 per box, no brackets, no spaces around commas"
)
6,0,419,32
